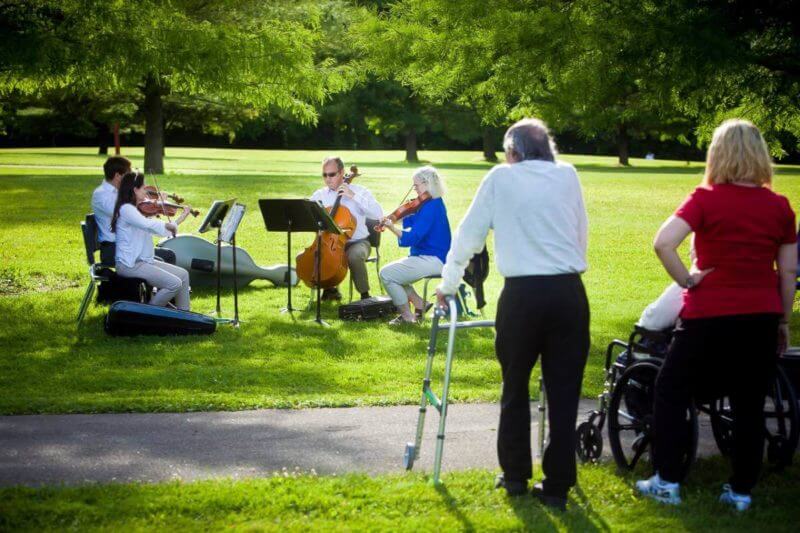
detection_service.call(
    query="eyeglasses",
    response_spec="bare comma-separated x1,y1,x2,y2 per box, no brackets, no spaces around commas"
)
322,172,338,178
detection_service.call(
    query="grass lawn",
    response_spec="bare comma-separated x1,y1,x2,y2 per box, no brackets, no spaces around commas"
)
1,147,799,414
1,458,797,531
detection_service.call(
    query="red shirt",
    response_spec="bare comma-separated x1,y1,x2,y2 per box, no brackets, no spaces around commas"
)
675,184,796,319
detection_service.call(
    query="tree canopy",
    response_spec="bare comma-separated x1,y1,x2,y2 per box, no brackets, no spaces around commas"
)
1,0,350,172
352,0,800,163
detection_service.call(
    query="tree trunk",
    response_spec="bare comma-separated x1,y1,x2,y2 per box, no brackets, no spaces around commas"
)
143,75,165,174
405,128,418,162
617,124,630,166
96,122,109,155
113,123,120,155
482,127,498,162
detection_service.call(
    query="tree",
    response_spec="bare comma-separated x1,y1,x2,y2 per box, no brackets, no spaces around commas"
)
0,0,347,173
353,0,800,163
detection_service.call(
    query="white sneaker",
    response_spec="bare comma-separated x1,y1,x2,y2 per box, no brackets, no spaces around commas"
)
635,473,681,505
719,483,751,511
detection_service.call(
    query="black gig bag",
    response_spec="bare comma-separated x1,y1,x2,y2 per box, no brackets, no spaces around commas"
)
105,301,216,336
338,296,396,321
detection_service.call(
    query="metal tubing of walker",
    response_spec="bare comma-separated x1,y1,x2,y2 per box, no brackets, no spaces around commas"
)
412,310,442,460
537,376,547,478
432,297,459,484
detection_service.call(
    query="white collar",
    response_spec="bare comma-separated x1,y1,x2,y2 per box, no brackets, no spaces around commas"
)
101,180,117,192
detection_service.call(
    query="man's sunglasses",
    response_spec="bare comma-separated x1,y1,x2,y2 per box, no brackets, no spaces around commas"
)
322,171,339,178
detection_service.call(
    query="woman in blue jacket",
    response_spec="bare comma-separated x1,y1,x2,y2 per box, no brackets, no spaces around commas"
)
379,166,452,324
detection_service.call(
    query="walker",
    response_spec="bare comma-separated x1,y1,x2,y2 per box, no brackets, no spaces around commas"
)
403,295,548,485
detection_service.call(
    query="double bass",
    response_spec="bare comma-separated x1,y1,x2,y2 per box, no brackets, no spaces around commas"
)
295,166,360,289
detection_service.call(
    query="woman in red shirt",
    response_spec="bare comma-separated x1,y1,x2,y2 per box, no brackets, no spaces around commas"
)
636,120,797,510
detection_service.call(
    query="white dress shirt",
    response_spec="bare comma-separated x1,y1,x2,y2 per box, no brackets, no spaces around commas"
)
114,204,172,268
310,183,383,241
439,159,588,295
91,180,118,243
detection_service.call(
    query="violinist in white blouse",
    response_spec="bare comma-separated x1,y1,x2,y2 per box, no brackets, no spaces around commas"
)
111,171,193,310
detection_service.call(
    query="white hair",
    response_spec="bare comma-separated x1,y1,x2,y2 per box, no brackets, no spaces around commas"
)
502,118,558,162
413,166,445,198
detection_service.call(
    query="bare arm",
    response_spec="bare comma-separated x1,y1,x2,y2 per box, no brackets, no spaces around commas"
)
653,216,712,287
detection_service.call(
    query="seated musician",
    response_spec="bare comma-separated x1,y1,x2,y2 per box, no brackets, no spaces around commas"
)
91,156,132,265
379,166,451,324
111,171,193,310
311,156,383,301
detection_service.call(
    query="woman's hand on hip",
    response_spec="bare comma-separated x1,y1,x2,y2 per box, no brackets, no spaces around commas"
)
687,266,714,288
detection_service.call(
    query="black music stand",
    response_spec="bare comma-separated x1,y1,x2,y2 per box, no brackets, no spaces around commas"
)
199,198,238,326
259,199,340,326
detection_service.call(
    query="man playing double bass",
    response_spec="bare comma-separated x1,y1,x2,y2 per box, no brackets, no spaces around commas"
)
310,156,383,301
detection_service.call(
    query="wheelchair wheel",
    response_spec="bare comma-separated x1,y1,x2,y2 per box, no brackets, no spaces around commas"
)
576,421,603,462
710,366,799,468
608,360,698,474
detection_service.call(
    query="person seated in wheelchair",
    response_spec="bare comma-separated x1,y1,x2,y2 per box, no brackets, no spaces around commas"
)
616,253,691,366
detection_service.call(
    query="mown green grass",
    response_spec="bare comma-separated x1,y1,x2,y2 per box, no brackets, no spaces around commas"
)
1,459,797,531
1,147,799,414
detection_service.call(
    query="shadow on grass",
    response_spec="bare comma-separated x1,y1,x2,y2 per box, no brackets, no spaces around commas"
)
435,484,477,532
507,488,604,531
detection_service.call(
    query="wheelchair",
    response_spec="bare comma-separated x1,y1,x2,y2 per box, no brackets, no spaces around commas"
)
576,326,799,474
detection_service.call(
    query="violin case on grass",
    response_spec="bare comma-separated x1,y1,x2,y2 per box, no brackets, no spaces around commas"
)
105,301,216,336
338,295,396,321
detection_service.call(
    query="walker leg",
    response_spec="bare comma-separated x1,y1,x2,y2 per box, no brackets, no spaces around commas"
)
537,376,547,479
432,303,458,485
406,313,442,470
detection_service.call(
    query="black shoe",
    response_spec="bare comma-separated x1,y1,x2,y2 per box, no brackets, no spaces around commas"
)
321,288,342,301
531,483,567,511
494,473,528,497
360,292,371,300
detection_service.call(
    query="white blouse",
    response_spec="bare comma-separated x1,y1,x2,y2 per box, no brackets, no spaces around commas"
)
114,204,172,268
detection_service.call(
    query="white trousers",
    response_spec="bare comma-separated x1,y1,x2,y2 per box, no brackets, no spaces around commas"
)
379,255,443,307
116,261,191,311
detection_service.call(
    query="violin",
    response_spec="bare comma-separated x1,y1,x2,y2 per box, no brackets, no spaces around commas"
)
136,178,199,218
138,199,200,218
144,185,185,205
374,191,432,232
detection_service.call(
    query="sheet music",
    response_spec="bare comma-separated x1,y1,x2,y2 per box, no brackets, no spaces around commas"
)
220,203,245,243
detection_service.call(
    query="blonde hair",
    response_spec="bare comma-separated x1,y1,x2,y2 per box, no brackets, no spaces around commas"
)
703,119,773,187
413,166,445,198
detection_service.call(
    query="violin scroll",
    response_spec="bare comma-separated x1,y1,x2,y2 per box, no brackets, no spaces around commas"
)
374,191,432,232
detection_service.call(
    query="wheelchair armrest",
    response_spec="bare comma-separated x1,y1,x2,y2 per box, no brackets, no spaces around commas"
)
633,325,672,344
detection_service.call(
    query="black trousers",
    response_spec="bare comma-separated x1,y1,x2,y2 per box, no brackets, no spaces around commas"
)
495,274,590,497
99,241,115,266
653,314,779,493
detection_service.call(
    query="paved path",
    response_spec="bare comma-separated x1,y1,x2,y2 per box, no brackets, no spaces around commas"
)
0,401,719,486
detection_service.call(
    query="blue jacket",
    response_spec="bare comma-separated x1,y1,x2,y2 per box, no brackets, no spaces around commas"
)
399,197,451,263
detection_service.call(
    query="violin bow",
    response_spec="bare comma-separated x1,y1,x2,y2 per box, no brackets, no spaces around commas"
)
148,172,173,224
